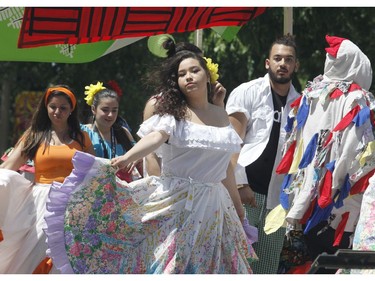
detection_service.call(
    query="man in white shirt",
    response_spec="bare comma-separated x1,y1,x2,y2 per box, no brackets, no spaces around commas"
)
226,34,300,274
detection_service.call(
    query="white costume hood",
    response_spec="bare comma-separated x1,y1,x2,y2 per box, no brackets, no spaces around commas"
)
323,35,372,90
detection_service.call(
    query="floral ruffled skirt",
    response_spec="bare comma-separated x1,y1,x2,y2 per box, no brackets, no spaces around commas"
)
45,151,257,274
348,175,375,274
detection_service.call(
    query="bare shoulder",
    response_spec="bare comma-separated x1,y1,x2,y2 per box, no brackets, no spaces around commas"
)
143,96,158,121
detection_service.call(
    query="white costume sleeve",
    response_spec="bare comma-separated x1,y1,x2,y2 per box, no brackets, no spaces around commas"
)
137,114,176,138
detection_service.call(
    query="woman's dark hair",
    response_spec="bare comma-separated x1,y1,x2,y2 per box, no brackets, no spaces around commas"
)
148,50,210,120
163,38,203,58
21,85,85,160
91,87,133,152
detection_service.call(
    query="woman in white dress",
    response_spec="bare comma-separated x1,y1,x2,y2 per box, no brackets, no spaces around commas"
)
45,50,257,274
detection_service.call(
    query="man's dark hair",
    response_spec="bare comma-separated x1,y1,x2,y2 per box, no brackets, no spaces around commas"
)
269,33,298,58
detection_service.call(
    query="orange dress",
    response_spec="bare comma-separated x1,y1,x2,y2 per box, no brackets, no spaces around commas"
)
34,134,93,184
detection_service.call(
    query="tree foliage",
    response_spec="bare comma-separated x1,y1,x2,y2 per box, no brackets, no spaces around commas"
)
202,7,375,95
1,7,375,150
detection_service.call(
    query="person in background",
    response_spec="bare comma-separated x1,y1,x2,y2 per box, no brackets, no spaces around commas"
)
43,50,257,273
143,40,227,177
0,85,95,273
226,34,300,274
81,81,142,181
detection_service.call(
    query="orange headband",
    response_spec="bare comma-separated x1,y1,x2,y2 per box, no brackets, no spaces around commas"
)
45,87,77,110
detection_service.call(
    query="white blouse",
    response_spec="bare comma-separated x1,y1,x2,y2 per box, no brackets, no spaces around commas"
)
137,114,242,183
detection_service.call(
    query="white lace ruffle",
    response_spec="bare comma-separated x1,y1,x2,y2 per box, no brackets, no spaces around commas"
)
137,114,242,153
137,114,176,138
171,120,242,152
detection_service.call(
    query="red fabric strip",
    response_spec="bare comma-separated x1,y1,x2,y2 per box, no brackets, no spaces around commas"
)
330,88,343,99
276,141,297,174
332,105,360,132
323,131,333,147
348,83,362,92
333,212,349,247
330,83,362,99
370,110,375,127
300,198,317,225
350,169,375,195
318,170,333,208
290,95,302,108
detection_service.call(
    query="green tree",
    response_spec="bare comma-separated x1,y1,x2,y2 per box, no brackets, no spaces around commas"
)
2,7,375,153
201,7,375,95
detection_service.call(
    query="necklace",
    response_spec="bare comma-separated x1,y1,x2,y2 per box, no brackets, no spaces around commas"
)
93,126,116,159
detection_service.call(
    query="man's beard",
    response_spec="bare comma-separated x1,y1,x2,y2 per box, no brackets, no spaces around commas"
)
268,68,295,84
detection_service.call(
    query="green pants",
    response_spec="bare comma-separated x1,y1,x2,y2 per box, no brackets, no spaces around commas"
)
246,192,286,274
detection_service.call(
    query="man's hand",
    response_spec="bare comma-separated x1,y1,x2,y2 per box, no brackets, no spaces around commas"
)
238,184,257,207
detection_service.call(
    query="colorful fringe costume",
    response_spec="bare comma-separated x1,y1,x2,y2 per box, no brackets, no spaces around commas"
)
268,35,375,257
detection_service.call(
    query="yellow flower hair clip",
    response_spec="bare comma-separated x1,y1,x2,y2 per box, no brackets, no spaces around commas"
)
84,82,106,106
204,57,219,83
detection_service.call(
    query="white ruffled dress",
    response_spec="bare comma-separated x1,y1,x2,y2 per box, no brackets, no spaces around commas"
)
0,170,50,273
45,114,257,274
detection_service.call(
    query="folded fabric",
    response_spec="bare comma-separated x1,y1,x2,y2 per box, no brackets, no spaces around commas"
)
264,204,287,234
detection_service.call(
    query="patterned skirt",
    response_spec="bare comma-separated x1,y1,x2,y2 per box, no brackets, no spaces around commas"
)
45,151,257,274
349,174,375,274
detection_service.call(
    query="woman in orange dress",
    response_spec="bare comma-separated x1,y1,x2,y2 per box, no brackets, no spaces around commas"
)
0,85,95,273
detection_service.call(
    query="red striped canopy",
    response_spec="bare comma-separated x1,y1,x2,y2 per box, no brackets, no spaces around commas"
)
18,7,268,48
